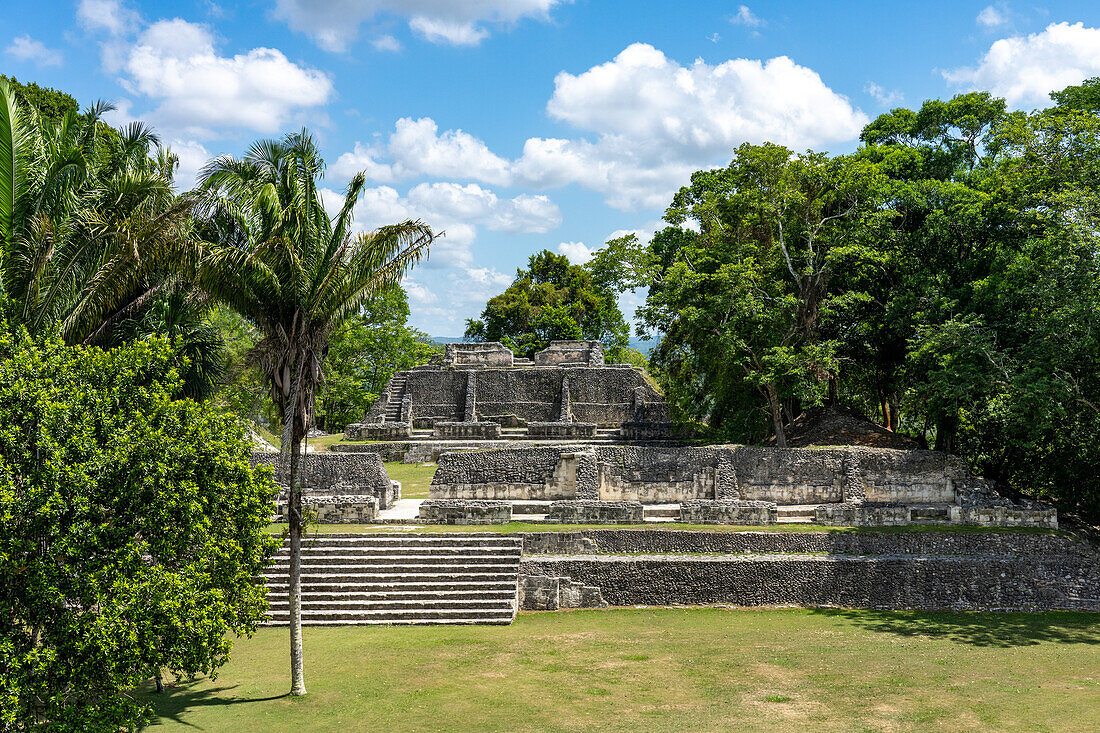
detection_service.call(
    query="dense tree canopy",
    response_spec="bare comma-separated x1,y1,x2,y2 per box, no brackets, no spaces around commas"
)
0,326,276,730
465,249,630,360
605,89,1100,517
0,76,78,129
316,284,440,432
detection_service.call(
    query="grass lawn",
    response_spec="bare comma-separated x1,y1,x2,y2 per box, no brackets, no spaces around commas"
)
140,608,1100,732
384,461,435,499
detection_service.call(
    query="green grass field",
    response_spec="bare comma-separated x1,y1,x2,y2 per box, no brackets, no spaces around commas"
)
384,461,435,499
140,608,1100,732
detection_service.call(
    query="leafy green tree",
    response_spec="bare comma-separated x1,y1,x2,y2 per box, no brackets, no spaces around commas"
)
465,249,629,360
316,284,440,432
0,325,276,730
1049,76,1100,112
195,130,432,696
634,144,889,445
0,75,78,129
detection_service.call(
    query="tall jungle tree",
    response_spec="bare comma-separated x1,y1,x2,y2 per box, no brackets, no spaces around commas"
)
195,131,432,695
464,249,630,360
0,78,220,400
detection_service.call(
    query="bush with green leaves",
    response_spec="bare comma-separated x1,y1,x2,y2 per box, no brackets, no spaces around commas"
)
0,325,278,731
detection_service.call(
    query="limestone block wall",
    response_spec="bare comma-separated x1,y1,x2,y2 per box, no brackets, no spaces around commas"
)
517,529,1097,559
382,365,666,428
533,340,605,367
519,554,1100,611
252,451,398,509
274,495,377,523
430,447,576,500
443,342,514,367
418,499,512,525
431,444,1026,511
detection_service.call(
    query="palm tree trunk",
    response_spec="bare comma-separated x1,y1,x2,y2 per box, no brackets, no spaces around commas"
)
288,431,307,696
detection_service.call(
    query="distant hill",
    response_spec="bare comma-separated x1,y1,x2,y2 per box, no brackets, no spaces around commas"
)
429,336,657,354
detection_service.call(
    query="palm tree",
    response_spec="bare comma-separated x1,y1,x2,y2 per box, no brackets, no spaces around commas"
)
195,130,432,695
0,79,201,353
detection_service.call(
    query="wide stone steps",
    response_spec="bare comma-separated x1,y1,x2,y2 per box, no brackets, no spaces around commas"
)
263,533,521,626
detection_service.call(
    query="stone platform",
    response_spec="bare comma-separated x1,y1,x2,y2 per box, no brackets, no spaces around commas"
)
428,444,1057,529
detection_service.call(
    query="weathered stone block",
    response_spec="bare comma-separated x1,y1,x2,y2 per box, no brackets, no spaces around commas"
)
533,340,604,367
343,422,411,440
619,421,674,440
275,494,377,523
253,451,397,509
815,503,912,526
443,342,514,367
518,573,608,610
418,499,512,525
680,500,778,525
433,421,502,439
950,505,1058,529
527,422,597,438
548,500,644,524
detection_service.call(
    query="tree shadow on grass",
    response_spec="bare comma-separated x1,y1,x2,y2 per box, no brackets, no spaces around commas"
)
811,609,1100,648
136,681,288,729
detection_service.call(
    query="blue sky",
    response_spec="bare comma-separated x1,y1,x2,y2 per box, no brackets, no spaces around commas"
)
5,1,1100,335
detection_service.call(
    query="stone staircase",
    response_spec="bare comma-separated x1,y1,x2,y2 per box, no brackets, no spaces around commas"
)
382,374,407,422
263,534,522,625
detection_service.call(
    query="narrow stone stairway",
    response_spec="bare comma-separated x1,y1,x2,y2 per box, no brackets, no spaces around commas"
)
382,374,407,422
263,534,522,625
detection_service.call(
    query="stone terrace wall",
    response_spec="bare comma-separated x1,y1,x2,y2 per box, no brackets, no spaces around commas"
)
518,528,1097,559
443,342,514,367
252,451,398,509
432,444,977,506
533,340,605,367
519,554,1100,611
430,446,583,500
400,366,664,428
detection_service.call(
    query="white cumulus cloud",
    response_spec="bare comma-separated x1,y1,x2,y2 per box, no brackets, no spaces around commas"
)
271,0,565,52
77,0,140,36
110,18,332,137
556,241,593,264
332,117,511,184
343,182,561,268
334,44,866,210
865,82,903,106
5,35,63,67
371,35,402,52
945,22,1100,107
522,43,867,208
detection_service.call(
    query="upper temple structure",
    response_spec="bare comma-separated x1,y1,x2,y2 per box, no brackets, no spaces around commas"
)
344,341,672,442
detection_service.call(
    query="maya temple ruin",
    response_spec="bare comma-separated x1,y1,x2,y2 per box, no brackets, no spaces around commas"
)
258,341,1100,626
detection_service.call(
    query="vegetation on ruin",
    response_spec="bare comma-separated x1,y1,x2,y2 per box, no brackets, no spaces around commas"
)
136,608,1100,732
598,87,1100,519
465,249,631,361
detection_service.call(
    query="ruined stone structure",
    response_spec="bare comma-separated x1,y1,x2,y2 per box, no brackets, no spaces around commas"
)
345,341,671,441
252,451,400,523
429,444,1056,528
